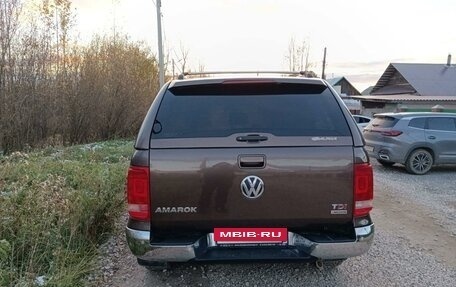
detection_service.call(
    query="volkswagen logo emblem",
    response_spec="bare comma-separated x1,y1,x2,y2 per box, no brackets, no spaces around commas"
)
240,176,264,199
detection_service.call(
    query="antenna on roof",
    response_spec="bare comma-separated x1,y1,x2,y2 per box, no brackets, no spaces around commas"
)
447,54,452,66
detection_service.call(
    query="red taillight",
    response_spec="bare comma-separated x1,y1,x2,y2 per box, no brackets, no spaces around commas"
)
354,163,373,217
381,130,402,137
127,166,150,221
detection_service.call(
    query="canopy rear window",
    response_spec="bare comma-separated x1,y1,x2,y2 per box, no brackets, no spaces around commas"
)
153,83,350,138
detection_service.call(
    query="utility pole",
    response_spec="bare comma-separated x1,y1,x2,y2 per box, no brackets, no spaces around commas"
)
156,0,165,87
322,47,327,80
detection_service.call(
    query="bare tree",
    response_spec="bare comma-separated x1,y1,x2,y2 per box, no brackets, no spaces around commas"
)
0,0,23,152
284,37,317,77
173,42,189,74
198,62,205,73
0,0,161,153
285,37,313,72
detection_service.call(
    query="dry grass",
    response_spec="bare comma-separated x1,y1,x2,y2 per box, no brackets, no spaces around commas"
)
0,140,133,286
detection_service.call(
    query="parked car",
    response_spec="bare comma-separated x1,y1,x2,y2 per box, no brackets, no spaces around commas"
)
363,112,456,175
353,115,372,130
125,74,374,270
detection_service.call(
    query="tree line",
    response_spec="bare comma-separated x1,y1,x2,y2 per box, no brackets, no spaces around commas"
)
0,0,160,153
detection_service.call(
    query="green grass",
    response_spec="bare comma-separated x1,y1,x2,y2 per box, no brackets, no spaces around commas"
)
0,140,133,286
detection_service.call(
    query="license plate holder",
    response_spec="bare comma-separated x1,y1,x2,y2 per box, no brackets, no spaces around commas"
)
214,228,288,245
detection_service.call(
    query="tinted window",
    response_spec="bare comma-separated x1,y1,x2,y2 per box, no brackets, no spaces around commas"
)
371,116,399,128
427,117,456,131
153,84,350,138
409,118,425,129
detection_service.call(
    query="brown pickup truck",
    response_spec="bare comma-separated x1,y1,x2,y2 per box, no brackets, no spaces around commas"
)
126,75,374,269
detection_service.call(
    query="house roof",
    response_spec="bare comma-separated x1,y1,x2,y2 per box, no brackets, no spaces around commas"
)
371,63,456,97
326,76,361,95
326,77,343,86
361,86,374,95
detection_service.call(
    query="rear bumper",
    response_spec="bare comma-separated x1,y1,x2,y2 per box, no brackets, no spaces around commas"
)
364,140,407,164
126,224,374,262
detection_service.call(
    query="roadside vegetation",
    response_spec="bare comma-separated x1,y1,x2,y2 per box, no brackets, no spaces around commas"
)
0,140,133,286
0,1,155,285
0,0,159,153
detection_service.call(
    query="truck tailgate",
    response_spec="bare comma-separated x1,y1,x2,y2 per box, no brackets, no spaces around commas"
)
150,146,353,230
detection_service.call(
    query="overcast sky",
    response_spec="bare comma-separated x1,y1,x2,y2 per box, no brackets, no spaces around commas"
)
72,0,455,91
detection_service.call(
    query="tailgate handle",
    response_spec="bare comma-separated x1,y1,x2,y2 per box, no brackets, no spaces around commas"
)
239,155,265,168
236,134,268,142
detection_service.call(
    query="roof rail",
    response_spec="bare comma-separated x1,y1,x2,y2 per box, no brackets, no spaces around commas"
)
177,71,309,80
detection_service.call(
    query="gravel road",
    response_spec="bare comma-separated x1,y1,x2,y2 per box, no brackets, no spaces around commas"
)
89,162,456,287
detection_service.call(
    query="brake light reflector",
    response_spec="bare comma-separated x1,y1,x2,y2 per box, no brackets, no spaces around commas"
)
354,163,373,217
127,166,150,221
381,130,402,137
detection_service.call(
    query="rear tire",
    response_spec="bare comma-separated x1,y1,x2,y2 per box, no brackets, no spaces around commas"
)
377,159,395,167
405,149,433,175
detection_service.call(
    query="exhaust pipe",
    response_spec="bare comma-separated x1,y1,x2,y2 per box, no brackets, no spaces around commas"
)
379,154,390,161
